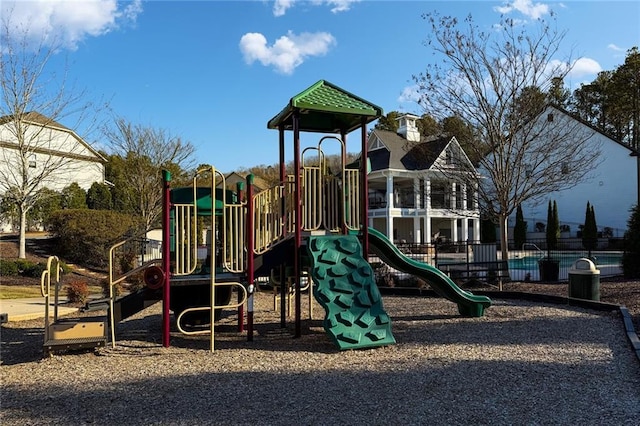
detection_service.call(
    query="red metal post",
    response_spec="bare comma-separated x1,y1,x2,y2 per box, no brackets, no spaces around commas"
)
161,170,172,347
293,111,302,338
361,118,369,260
341,129,348,235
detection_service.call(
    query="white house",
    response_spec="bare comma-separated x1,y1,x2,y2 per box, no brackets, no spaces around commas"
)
515,106,639,238
0,112,106,231
366,114,480,244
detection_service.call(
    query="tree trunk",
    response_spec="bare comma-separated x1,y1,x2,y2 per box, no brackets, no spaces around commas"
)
499,213,510,280
19,207,27,259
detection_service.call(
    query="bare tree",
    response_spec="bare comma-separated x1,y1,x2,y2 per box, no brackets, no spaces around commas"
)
103,118,195,230
0,15,104,258
412,13,600,262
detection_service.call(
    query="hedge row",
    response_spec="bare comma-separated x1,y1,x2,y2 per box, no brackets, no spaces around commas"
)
0,258,70,277
48,209,139,267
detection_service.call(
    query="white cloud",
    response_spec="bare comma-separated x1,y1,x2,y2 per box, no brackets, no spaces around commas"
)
1,0,142,50
274,0,359,16
544,57,602,80
273,0,295,17
320,0,361,14
239,30,336,75
397,85,420,105
608,43,625,52
568,57,602,77
494,0,550,20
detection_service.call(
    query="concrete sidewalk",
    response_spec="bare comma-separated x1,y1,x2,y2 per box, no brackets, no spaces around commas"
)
0,297,79,322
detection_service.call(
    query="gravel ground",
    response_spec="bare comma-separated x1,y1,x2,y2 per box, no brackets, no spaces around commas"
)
2,291,639,425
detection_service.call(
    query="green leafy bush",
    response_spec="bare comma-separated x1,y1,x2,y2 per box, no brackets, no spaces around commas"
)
119,250,137,275
0,259,19,276
16,259,47,278
126,272,145,293
15,259,34,271
65,281,89,305
0,258,71,278
49,210,138,267
101,278,123,298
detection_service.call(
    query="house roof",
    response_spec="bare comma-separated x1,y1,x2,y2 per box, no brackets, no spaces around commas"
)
543,105,640,157
267,80,383,134
223,172,270,191
0,111,68,129
368,129,452,171
0,111,107,163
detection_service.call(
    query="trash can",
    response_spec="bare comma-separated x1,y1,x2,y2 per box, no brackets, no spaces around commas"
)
568,258,600,301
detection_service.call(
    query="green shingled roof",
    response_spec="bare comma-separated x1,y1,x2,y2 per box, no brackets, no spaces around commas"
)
267,80,383,134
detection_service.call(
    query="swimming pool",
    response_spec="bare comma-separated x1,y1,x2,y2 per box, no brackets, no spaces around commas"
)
508,254,622,270
508,252,622,281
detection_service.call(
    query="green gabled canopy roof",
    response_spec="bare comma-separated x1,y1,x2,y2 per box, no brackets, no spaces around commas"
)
170,187,235,215
267,80,383,134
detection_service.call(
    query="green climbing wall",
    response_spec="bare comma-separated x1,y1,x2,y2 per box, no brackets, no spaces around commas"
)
306,235,396,350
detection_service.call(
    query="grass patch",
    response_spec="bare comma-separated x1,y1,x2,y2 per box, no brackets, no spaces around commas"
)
0,285,43,299
0,285,103,299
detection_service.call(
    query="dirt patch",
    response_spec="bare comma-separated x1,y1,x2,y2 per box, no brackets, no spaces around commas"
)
0,238,105,289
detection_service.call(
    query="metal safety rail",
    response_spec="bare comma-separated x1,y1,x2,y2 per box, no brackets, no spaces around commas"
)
224,189,246,273
176,282,247,351
177,165,247,351
253,179,295,254
172,184,199,276
301,147,323,230
41,256,62,346
252,136,361,254
107,234,163,347
342,167,360,230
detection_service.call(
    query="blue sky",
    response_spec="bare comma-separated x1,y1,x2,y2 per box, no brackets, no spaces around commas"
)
3,0,639,173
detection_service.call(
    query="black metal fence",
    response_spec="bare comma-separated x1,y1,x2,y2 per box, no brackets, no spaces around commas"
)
371,237,624,287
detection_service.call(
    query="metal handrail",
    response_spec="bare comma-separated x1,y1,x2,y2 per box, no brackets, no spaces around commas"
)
40,256,61,345
172,204,198,276
108,232,164,348
343,168,360,230
253,183,287,254
522,243,543,252
175,282,248,352
224,203,246,272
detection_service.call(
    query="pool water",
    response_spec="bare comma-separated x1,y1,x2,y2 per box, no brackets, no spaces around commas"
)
508,254,622,270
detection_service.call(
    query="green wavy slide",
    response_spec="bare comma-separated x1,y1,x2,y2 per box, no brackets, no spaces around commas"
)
367,228,491,317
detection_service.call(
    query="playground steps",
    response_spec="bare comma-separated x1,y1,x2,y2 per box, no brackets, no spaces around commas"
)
44,316,107,356
306,235,395,350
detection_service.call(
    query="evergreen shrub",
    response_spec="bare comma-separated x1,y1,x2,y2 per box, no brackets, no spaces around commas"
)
623,205,640,278
0,259,19,276
49,210,137,267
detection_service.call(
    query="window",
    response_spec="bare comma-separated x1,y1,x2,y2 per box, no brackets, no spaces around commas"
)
28,154,36,168
370,138,386,151
445,149,454,165
561,162,569,174
430,181,447,208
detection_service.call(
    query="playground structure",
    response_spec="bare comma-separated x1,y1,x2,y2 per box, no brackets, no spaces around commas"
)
42,80,491,354
41,256,107,355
